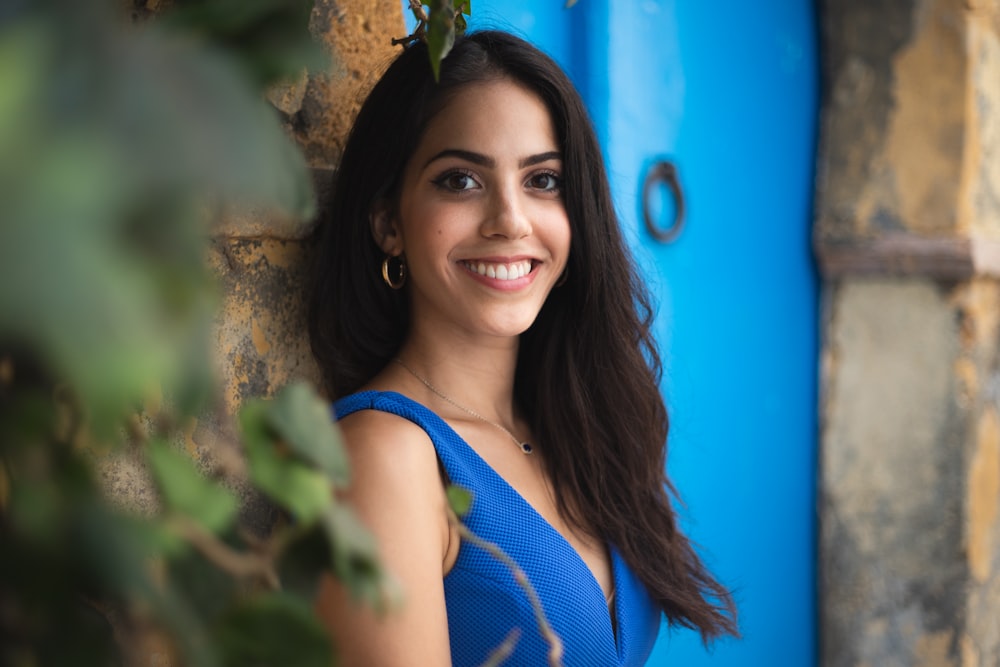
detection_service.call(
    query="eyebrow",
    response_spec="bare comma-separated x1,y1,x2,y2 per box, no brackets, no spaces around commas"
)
423,149,562,169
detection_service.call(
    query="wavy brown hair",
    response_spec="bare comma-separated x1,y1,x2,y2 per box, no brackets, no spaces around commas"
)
307,30,738,641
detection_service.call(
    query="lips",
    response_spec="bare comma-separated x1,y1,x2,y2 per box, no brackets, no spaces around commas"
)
461,259,533,281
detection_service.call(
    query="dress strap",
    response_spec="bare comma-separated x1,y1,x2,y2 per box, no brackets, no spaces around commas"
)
333,390,484,489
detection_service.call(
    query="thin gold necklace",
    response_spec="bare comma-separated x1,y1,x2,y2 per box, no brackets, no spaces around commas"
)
394,358,534,455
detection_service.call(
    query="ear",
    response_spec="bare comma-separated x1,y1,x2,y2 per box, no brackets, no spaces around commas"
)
370,201,403,255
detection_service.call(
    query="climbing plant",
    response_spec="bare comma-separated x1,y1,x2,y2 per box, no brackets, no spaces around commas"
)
0,0,389,664
395,0,472,80
0,0,564,664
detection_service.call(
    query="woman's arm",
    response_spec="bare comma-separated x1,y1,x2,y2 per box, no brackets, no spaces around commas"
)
315,409,454,666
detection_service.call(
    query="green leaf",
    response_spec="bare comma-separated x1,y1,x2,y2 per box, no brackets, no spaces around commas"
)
453,0,471,14
73,503,163,598
322,504,386,608
262,382,350,487
214,593,333,667
147,440,238,534
446,485,473,516
241,401,333,523
164,0,326,89
147,584,222,667
109,28,316,218
426,0,456,82
0,5,316,436
275,524,334,598
7,471,64,548
166,544,240,625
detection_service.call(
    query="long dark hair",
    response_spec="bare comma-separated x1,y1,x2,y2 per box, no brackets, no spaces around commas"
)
308,30,737,641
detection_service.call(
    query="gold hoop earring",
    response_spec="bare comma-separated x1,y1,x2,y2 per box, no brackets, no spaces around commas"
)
381,255,406,289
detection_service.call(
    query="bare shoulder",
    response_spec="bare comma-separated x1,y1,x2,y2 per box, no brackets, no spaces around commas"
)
334,408,449,548
317,408,454,665
337,408,441,495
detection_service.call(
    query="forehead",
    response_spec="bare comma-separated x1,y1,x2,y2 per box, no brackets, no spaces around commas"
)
413,78,559,159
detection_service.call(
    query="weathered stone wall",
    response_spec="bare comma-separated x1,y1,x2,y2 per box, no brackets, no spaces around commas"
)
93,4,403,663
817,0,1000,665
99,0,402,530
817,0,1000,278
213,0,403,411
205,0,403,529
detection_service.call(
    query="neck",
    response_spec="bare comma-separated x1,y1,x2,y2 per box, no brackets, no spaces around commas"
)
395,330,520,425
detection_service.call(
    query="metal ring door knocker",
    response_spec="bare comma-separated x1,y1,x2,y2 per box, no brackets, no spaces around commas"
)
642,160,685,243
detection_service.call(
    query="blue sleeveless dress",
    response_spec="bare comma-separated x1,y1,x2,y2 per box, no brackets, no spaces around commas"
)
334,391,661,666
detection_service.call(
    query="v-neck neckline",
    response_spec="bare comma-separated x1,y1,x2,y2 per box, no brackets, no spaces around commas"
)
379,390,624,652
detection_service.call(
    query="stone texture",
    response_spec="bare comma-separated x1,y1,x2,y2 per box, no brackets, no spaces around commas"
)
816,0,952,241
193,0,405,543
820,277,1000,666
953,280,1000,667
821,279,967,667
208,237,320,411
98,0,403,538
964,8,1000,240
286,0,404,170
815,0,1000,278
204,0,402,423
820,237,1000,667
207,0,404,423
212,167,337,240
817,1,1000,662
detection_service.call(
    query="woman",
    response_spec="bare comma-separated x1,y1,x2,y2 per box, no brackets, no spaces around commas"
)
309,30,737,666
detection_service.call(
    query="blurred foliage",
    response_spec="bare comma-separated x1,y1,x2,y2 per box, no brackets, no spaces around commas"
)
0,0,562,663
0,0,390,665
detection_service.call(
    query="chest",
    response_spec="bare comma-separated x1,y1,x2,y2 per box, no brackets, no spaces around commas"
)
447,421,614,601
439,435,660,667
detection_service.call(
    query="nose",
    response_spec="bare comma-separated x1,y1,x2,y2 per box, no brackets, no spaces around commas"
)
480,185,531,240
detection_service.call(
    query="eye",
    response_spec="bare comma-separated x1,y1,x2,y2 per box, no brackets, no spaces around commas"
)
432,169,480,192
526,170,562,193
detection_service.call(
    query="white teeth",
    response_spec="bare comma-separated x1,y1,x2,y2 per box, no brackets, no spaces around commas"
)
463,260,532,281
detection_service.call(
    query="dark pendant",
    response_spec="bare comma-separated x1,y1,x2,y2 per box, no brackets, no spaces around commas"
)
520,442,533,454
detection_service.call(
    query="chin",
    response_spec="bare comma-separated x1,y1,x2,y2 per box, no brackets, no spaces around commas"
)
478,314,540,339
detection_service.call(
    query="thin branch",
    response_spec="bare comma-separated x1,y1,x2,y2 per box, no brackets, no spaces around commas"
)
126,413,148,446
408,0,428,22
392,0,428,47
478,629,520,667
198,411,249,481
391,30,423,47
452,519,564,666
170,515,281,590
392,0,469,48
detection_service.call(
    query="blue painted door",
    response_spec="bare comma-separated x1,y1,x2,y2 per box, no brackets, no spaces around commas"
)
410,2,820,663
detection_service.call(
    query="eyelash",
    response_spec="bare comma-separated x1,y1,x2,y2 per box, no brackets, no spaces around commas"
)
527,169,562,193
430,168,563,194
431,169,479,192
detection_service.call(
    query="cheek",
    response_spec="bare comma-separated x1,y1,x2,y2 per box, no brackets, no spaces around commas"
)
555,215,572,257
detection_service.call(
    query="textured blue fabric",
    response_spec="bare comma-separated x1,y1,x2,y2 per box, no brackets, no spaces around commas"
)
334,391,661,666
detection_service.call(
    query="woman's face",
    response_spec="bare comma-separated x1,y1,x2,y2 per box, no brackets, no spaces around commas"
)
376,78,571,342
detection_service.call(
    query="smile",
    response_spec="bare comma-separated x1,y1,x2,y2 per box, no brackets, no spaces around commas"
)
461,259,534,281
